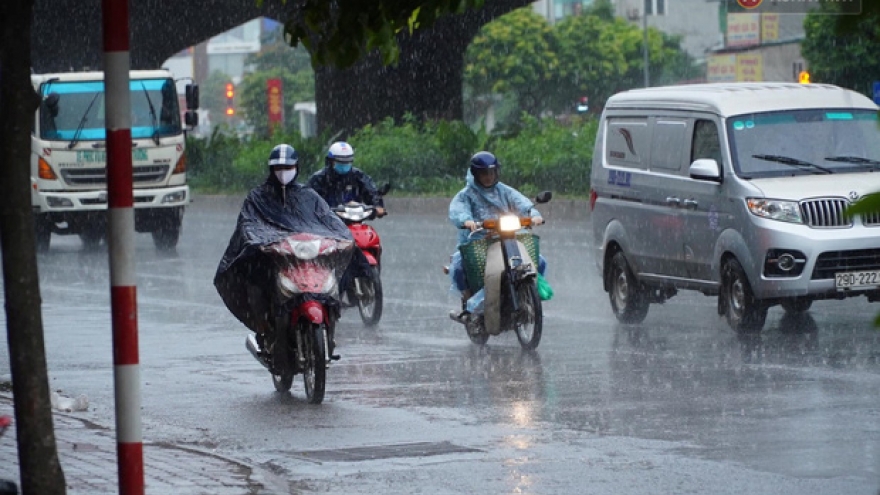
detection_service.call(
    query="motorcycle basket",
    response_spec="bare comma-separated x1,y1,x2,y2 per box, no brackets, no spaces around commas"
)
459,233,540,292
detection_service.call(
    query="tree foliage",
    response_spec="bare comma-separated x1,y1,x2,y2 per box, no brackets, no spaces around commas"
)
464,1,699,123
464,8,562,117
266,0,487,68
802,3,880,95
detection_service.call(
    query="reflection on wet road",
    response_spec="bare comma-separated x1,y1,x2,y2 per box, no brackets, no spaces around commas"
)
1,196,878,494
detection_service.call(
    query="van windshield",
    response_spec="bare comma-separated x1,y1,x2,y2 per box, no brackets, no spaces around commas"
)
727,109,880,178
39,78,182,141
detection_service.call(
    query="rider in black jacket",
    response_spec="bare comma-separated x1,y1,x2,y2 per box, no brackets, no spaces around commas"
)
306,141,385,301
306,141,386,215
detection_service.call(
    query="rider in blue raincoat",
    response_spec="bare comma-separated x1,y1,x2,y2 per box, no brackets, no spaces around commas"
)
447,151,547,322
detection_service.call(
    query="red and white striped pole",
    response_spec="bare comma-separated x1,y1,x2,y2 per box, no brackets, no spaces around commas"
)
102,0,144,494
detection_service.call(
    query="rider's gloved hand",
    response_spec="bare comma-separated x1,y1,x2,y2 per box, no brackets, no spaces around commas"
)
375,207,386,217
531,216,544,226
464,220,479,231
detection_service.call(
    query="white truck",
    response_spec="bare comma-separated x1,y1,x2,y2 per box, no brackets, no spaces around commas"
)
30,69,199,251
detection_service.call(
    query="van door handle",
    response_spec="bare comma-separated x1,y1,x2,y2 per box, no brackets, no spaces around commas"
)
683,199,698,209
666,197,681,206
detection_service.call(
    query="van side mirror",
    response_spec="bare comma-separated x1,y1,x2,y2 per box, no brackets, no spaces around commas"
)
535,191,553,204
185,84,199,110
689,159,721,181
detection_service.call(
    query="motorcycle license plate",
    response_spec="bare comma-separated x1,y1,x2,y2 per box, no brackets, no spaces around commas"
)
835,270,880,290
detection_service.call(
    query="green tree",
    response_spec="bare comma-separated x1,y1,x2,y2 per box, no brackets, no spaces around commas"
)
464,1,698,125
802,3,880,96
240,28,315,137
464,8,563,118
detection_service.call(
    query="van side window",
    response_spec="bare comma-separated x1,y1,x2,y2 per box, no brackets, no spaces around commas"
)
651,119,687,171
605,118,649,170
691,120,722,165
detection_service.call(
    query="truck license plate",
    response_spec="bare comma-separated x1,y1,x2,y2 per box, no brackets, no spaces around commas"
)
835,270,880,290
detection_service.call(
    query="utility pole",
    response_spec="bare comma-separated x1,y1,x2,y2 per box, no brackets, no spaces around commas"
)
643,3,650,88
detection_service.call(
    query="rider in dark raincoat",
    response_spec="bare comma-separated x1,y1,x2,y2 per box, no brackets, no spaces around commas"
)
214,144,352,345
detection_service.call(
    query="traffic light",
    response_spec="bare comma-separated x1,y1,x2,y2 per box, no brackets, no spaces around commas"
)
225,82,235,116
798,70,811,84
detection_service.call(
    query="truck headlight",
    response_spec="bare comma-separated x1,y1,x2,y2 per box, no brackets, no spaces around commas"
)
46,196,74,208
746,198,803,224
161,191,187,204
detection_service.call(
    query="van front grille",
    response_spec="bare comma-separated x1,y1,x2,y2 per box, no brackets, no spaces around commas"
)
800,198,852,228
61,165,170,186
861,211,880,226
812,248,880,279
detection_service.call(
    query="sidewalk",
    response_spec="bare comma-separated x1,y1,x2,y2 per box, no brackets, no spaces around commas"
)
0,396,268,495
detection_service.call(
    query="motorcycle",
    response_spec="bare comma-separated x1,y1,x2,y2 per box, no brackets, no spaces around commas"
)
0,416,18,495
245,232,354,404
452,191,552,350
330,184,390,326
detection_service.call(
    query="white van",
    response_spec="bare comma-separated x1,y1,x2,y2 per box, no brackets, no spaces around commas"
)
589,82,880,332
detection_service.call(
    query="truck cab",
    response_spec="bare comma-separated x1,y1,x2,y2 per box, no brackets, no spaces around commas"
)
31,69,198,251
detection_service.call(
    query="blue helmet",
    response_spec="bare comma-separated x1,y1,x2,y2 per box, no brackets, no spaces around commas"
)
470,151,499,187
268,144,298,168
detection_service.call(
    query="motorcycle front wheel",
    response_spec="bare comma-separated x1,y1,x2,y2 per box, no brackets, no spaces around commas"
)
271,325,294,393
302,323,327,404
514,281,543,350
356,268,383,326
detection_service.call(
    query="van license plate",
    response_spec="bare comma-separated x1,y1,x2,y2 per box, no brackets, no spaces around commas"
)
835,270,880,290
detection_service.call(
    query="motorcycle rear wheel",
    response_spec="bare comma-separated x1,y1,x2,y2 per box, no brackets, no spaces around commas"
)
514,281,543,350
356,268,383,326
303,323,327,404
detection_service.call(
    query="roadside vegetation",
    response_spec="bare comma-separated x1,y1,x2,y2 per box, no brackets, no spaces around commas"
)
186,113,599,199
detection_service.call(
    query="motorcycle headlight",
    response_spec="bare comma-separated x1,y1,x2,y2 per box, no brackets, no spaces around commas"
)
291,239,322,260
498,215,522,232
746,198,803,224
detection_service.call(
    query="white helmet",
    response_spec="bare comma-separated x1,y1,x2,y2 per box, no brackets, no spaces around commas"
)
327,141,355,164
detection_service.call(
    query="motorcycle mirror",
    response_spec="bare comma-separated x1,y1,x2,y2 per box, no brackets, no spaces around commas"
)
535,191,553,204
379,183,392,196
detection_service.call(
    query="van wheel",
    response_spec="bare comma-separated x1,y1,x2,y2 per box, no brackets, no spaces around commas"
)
608,252,649,324
780,298,812,313
721,258,767,333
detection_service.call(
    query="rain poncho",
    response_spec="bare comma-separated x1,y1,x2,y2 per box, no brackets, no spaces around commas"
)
214,173,352,332
448,170,541,246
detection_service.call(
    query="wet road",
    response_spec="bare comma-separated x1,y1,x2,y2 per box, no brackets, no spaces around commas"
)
2,195,880,494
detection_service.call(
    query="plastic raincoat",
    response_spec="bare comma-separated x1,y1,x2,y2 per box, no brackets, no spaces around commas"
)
214,173,352,333
447,170,547,311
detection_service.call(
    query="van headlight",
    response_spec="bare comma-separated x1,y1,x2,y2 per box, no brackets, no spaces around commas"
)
746,198,803,224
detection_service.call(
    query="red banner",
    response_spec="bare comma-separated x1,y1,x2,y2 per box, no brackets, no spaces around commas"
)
266,78,284,133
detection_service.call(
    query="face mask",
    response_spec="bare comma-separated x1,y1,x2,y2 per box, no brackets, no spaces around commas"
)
334,163,352,175
274,168,297,185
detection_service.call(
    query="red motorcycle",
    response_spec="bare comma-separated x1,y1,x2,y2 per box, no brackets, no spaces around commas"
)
245,232,353,404
331,184,389,327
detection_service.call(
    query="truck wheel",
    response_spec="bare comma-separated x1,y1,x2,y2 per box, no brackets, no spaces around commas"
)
152,219,181,251
80,226,105,249
721,258,767,333
34,216,52,252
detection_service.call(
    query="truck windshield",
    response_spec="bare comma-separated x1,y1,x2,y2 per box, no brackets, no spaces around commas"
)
727,108,880,178
39,78,182,141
